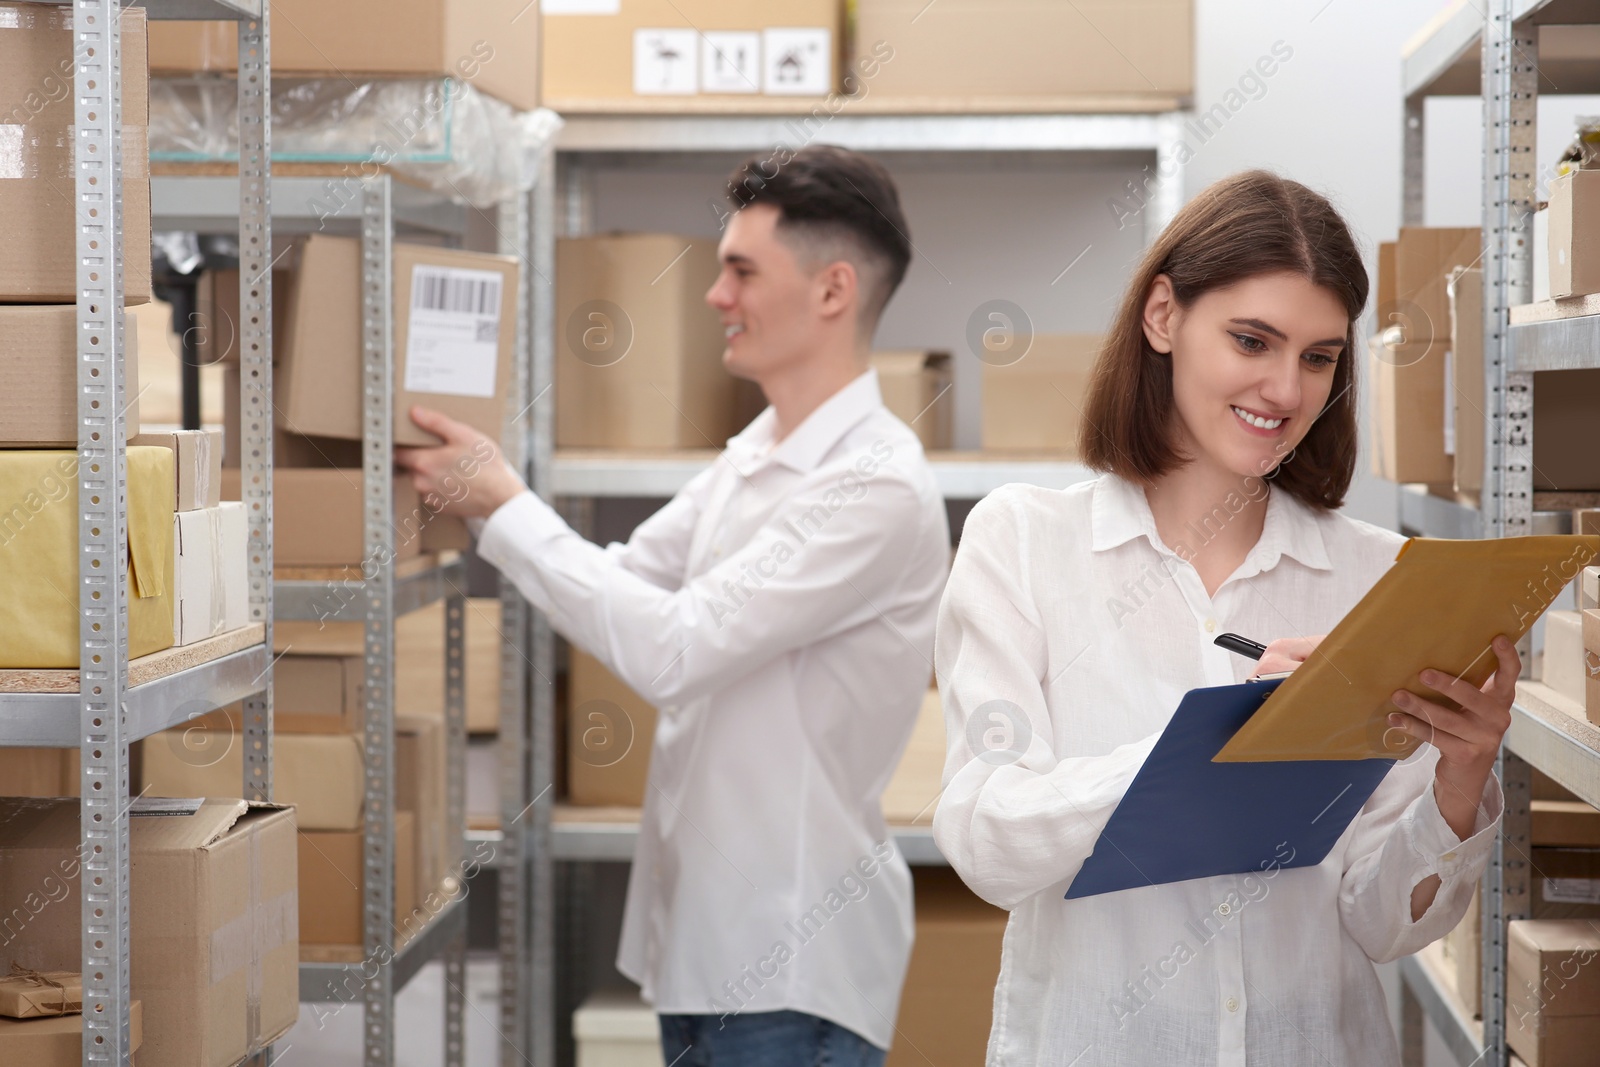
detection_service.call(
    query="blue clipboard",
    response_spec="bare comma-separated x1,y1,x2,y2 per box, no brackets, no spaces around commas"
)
1066,677,1396,899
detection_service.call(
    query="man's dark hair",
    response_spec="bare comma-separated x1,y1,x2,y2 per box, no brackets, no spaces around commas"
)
724,145,912,332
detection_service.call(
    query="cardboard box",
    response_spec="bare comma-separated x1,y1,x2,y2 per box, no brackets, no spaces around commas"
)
0,797,298,1067
1389,227,1481,341
1508,919,1600,1067
1535,800,1600,849
980,334,1101,453
0,1000,141,1066
1370,339,1456,485
854,0,1191,102
140,716,365,831
172,502,248,646
556,234,735,449
298,813,416,948
0,749,76,797
887,867,1007,1067
0,448,174,668
567,649,658,807
274,235,518,448
395,597,507,734
221,364,366,470
543,0,839,104
148,0,539,110
133,428,223,510
1580,565,1600,611
398,714,449,902
194,266,293,366
1533,848,1600,920
1549,170,1600,299
881,688,945,825
0,309,141,446
0,969,79,1019
220,467,441,569
572,991,660,1067
1546,610,1589,708
0,4,151,304
274,652,364,734
872,351,952,451
1450,267,1485,492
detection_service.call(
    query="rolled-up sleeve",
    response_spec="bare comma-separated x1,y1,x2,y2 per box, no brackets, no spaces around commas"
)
1337,748,1503,964
933,489,1158,910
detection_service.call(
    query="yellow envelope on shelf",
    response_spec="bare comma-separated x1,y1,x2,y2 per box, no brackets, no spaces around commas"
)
0,447,175,668
1215,535,1600,763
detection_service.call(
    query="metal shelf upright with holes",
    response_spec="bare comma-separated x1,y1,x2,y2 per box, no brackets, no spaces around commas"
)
1393,2,1600,1065
517,108,1188,1067
0,1,272,1065
150,167,535,1062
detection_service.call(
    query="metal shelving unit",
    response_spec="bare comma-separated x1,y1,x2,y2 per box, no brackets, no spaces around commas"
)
0,2,272,1064
520,106,1188,1067
1394,2,1600,1064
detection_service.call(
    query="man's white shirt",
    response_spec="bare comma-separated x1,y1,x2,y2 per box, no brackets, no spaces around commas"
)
476,369,950,1048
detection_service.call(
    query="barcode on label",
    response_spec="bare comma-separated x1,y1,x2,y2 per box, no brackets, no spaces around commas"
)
412,267,502,316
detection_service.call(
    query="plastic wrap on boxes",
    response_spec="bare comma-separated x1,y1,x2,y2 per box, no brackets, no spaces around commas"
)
150,76,563,208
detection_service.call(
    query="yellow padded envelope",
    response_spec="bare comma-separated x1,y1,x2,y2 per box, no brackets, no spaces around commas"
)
1215,535,1600,763
0,447,175,668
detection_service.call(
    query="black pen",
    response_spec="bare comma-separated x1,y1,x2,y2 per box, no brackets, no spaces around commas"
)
1214,633,1268,660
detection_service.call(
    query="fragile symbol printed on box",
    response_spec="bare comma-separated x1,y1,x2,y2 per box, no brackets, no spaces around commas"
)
404,266,503,399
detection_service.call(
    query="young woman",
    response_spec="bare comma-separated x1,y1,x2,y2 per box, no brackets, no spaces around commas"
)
932,170,1516,1066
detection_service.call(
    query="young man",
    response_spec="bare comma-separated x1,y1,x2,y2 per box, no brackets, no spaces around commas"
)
398,146,949,1065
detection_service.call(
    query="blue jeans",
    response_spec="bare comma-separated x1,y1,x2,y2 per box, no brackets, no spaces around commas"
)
658,1010,887,1067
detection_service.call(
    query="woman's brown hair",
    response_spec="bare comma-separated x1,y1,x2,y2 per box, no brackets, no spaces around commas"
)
1078,169,1367,511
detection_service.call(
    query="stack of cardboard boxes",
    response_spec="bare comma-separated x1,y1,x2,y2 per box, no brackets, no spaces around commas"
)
0,6,177,673
1541,589,1600,725
0,797,298,1066
1446,770,1600,1027
541,1,1192,110
137,618,454,956
148,0,541,113
208,234,519,568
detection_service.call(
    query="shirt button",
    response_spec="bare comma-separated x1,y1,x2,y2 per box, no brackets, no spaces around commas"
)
1205,619,1217,633
1218,902,1231,916
1225,997,1239,1013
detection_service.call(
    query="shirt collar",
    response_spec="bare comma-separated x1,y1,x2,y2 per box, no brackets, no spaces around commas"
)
1090,472,1331,572
725,369,883,475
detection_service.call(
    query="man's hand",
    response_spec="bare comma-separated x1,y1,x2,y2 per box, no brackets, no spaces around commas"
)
394,406,527,520
1248,635,1326,679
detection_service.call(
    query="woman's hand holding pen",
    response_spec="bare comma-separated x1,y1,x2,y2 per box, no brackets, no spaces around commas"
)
1248,635,1326,679
1386,635,1519,841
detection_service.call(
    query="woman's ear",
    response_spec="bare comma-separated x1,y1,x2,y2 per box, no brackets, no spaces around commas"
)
1142,274,1178,354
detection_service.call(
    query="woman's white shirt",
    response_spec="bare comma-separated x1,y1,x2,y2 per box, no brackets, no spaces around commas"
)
933,474,1502,1067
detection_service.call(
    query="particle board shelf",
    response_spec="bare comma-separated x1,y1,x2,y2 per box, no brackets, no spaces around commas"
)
1509,680,1600,811
0,626,270,747
299,893,468,1001
0,623,264,693
1510,297,1600,372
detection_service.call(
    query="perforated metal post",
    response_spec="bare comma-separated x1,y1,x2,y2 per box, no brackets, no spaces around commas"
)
76,0,131,1061
497,187,534,1066
360,176,399,1066
1480,1,1538,1058
237,8,274,805
1402,97,1425,228
443,591,467,1067
530,147,559,1067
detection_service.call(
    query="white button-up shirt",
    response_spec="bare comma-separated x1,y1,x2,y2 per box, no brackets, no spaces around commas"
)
932,474,1502,1067
477,369,950,1048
